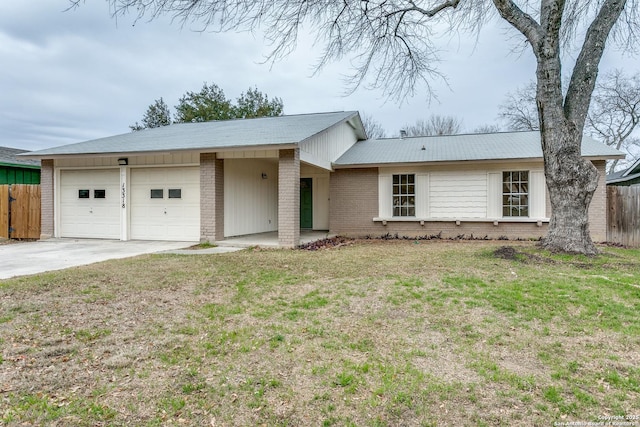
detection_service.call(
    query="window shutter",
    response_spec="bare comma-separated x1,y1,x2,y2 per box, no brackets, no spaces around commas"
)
530,170,546,218
487,172,501,218
378,174,392,218
416,174,429,218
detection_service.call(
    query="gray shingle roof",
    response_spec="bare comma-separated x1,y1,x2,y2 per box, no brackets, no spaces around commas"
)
0,146,40,167
606,157,640,184
334,131,623,166
22,111,362,157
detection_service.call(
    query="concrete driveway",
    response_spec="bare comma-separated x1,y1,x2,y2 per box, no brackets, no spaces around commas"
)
0,239,201,280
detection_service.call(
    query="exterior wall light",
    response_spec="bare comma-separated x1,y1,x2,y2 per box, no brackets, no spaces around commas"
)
118,158,128,166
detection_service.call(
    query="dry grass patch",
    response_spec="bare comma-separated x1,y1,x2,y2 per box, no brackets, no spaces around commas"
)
1,240,639,426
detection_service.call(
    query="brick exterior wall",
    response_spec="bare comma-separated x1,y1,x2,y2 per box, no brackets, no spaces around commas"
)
329,168,379,235
589,160,607,242
278,149,300,248
200,153,224,242
329,164,609,242
40,159,54,239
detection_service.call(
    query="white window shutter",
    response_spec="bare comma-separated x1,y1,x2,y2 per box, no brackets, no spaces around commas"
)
530,170,546,218
378,174,392,218
487,172,502,218
416,174,429,218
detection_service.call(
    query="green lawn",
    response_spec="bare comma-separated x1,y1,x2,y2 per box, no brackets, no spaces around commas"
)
1,240,639,426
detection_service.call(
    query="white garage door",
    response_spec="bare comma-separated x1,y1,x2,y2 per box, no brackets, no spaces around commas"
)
60,169,121,239
130,167,200,241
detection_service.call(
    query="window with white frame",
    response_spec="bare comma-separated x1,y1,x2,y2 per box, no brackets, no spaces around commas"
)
393,174,415,217
503,171,529,217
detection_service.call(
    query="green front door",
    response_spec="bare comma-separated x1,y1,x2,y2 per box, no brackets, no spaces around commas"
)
300,178,313,229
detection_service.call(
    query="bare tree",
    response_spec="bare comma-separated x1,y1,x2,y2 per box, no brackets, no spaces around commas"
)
69,0,640,254
499,81,539,131
500,71,640,173
403,115,463,136
360,113,387,139
587,70,640,173
473,124,502,133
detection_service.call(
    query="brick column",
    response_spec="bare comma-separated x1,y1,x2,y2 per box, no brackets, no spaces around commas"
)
589,160,607,242
200,153,224,242
278,149,300,248
40,159,54,239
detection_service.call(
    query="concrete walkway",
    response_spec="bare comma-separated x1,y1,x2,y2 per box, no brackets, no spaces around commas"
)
0,239,242,280
216,230,330,248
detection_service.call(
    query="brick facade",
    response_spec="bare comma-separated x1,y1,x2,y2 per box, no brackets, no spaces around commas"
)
278,149,300,247
39,159,54,239
329,163,609,242
588,160,607,242
329,168,379,235
200,153,224,242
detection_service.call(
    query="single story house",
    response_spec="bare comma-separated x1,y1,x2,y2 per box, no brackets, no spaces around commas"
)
22,111,622,247
0,146,40,184
606,158,640,186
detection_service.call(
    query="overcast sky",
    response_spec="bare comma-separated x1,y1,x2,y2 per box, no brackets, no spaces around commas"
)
1,1,639,151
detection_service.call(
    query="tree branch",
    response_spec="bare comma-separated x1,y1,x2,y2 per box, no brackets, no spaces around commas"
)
539,0,566,51
491,0,542,51
564,0,627,131
405,0,462,18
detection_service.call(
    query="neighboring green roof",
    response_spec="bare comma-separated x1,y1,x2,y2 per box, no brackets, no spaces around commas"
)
334,131,624,166
21,111,363,158
0,146,40,168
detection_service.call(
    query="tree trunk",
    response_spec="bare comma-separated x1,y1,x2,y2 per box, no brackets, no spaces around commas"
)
541,125,600,255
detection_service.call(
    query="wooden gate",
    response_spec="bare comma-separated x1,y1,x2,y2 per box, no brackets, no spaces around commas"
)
607,186,640,247
0,184,41,239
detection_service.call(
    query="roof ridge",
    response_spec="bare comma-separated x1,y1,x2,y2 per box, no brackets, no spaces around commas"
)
371,130,539,141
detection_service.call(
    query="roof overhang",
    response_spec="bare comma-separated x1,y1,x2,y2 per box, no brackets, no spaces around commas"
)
18,143,299,160
332,155,617,169
607,171,640,184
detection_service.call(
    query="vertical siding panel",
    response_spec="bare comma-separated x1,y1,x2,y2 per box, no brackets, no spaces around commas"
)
224,159,278,236
313,176,330,229
300,122,358,164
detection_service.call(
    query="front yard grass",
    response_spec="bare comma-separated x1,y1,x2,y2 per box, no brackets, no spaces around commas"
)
1,240,639,426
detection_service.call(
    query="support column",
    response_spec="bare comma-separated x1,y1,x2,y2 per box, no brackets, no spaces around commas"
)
200,153,224,242
278,148,300,248
40,159,54,239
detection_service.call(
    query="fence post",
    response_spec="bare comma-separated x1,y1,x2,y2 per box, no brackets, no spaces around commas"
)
0,185,8,239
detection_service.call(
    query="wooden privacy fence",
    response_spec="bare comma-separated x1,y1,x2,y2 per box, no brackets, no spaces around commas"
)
0,184,41,239
608,185,640,247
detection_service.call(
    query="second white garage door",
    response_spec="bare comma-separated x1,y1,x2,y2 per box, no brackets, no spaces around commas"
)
130,167,200,241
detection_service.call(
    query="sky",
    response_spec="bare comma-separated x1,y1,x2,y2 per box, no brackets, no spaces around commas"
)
1,1,639,152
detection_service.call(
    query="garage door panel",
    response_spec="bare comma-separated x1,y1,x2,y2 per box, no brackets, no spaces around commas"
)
60,170,120,239
130,167,199,241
